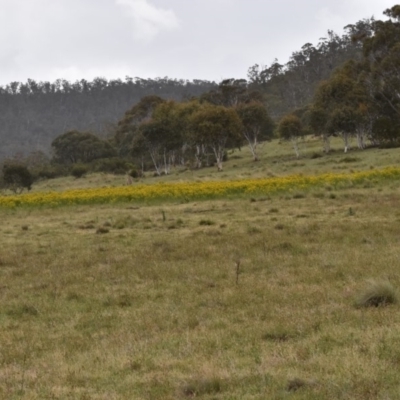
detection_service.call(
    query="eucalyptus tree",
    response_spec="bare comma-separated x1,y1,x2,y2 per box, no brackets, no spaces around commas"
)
114,95,165,156
236,102,274,161
189,104,242,171
130,100,184,175
310,59,372,152
360,5,400,143
51,130,116,164
171,100,204,168
277,114,304,158
306,105,331,152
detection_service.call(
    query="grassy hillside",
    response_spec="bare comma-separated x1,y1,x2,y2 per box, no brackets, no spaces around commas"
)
1,138,400,399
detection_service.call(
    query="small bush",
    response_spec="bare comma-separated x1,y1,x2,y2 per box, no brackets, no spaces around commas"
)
71,164,88,178
129,168,141,178
356,280,398,307
34,164,66,180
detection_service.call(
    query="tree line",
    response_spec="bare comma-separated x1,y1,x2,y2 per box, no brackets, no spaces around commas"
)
0,13,378,161
0,77,216,160
52,80,274,174
278,5,400,155
1,79,274,192
247,18,374,119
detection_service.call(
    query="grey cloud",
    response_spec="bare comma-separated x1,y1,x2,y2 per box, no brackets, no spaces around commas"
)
116,0,180,42
0,0,395,85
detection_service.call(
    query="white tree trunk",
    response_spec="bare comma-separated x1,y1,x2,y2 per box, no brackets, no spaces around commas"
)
322,133,330,153
211,146,224,171
195,145,203,169
149,149,161,176
342,132,350,153
248,139,258,161
243,131,259,161
356,130,365,149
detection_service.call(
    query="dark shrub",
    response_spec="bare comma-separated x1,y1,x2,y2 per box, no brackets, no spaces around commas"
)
71,164,88,178
35,164,67,180
94,158,131,175
2,163,34,193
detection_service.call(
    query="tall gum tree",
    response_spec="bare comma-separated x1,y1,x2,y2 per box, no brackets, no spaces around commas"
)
189,104,242,171
114,95,165,156
310,60,372,152
236,102,274,161
172,100,203,168
278,114,304,158
133,100,182,175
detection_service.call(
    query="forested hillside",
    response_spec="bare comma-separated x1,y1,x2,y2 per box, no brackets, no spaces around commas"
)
247,19,373,118
0,7,397,167
0,77,216,159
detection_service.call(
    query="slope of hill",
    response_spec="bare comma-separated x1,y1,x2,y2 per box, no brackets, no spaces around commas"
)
0,77,216,160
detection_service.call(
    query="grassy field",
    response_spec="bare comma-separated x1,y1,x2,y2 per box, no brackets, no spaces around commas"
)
2,137,400,399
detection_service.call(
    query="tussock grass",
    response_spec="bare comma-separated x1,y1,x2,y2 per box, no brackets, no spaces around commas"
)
181,377,223,397
356,279,398,307
96,226,109,234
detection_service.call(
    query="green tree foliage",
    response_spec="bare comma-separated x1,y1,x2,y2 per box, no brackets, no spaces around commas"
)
306,6,400,149
114,95,166,157
2,163,34,193
309,59,374,151
200,79,263,107
189,105,242,171
278,114,304,158
236,102,274,161
248,21,373,119
71,164,89,178
306,105,331,152
170,100,205,168
130,100,186,175
361,5,400,143
51,130,116,164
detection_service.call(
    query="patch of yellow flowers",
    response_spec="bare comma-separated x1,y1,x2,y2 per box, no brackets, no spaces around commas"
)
1,167,399,208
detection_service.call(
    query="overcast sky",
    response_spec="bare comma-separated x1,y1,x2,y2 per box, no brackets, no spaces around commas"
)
0,0,395,86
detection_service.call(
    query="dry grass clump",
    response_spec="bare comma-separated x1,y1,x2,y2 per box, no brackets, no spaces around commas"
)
286,377,316,392
199,219,215,226
96,226,109,234
181,377,222,397
286,377,307,392
262,330,295,342
355,279,398,307
78,223,95,229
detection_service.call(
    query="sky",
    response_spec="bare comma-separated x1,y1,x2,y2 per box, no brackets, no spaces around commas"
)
0,0,395,86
